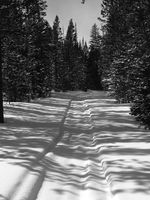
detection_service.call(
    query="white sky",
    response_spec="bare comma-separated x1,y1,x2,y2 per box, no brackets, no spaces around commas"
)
44,0,102,44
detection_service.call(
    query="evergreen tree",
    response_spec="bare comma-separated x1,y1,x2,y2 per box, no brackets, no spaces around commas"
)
0,0,23,122
87,24,103,90
82,39,89,58
2,0,53,102
0,39,3,123
100,0,132,99
90,24,101,49
22,0,50,99
64,19,87,91
64,19,77,90
52,15,64,91
128,1,150,127
100,0,150,127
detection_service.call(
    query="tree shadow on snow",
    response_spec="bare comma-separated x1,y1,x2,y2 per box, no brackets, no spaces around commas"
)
36,93,150,198
0,91,150,199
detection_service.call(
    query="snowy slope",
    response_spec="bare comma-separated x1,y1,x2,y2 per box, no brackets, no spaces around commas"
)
0,91,150,200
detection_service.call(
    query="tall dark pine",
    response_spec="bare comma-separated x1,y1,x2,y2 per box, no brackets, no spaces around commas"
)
64,19,76,90
52,15,64,91
100,0,150,128
2,0,32,102
22,0,49,98
64,19,87,90
100,0,132,100
0,1,15,122
0,39,4,123
87,24,102,90
2,0,52,103
0,2,6,123
129,1,150,127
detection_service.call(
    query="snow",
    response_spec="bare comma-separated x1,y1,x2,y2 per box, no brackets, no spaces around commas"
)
0,163,27,198
0,91,150,200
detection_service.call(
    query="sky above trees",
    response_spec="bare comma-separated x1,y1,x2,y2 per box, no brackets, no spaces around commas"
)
45,0,102,43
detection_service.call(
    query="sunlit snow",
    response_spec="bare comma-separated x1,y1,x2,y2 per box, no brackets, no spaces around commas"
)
0,91,150,200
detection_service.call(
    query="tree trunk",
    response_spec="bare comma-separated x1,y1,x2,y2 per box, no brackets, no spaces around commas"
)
0,38,4,123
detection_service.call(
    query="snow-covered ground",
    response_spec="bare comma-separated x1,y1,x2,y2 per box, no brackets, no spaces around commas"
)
0,91,150,200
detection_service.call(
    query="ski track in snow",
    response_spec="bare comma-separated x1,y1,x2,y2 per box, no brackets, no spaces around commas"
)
0,91,150,200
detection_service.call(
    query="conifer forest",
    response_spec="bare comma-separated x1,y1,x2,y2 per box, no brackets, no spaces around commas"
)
0,0,150,129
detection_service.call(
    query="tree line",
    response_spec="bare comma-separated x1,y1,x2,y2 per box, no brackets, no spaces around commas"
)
3,0,149,129
99,0,150,129
0,0,102,123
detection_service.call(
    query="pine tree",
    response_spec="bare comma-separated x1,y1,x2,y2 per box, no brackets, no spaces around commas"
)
64,19,76,90
52,15,64,91
87,24,102,90
100,0,150,127
22,0,49,98
128,1,150,127
0,39,3,123
64,19,87,91
0,0,23,122
100,0,132,100
31,19,53,98
2,0,53,102
40,21,53,96
90,24,101,49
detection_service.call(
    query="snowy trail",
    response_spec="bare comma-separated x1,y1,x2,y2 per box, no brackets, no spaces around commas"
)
8,99,73,200
0,96,72,200
36,97,110,200
0,91,150,200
